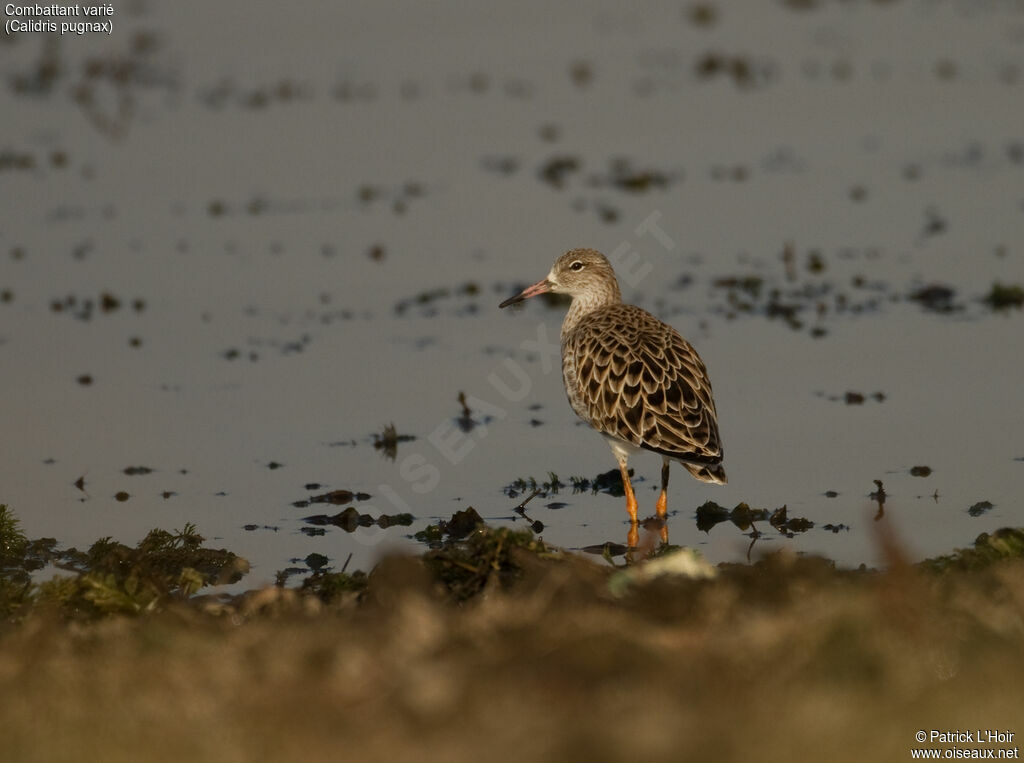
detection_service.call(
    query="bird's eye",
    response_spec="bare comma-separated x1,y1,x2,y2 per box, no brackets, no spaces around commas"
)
569,260,584,272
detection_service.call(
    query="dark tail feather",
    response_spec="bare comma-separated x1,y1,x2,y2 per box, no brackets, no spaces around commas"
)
683,462,727,485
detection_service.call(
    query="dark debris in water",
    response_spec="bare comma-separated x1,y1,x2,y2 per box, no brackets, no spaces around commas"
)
50,291,146,322
355,180,427,216
373,423,416,460
869,480,887,502
414,507,485,545
687,3,719,28
920,206,948,240
503,469,642,500
455,391,495,433
713,275,763,298
199,77,314,111
587,468,632,497
568,468,637,498
538,155,581,189
220,331,313,362
599,157,678,194
393,281,481,317
910,466,932,477
694,50,777,90
292,489,372,509
244,524,280,533
708,246,867,335
302,507,413,533
909,284,960,313
817,390,886,405
10,31,175,140
967,501,995,517
695,501,770,533
701,243,1018,335
769,505,814,536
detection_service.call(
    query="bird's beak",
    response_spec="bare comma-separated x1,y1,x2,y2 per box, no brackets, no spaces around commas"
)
499,278,552,308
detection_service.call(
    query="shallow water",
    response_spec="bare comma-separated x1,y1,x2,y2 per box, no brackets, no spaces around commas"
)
2,0,1022,588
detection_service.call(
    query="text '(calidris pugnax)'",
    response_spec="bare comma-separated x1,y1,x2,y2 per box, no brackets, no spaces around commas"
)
500,248,726,531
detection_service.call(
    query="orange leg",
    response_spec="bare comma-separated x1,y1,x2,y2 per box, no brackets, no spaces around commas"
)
618,459,638,524
655,458,670,518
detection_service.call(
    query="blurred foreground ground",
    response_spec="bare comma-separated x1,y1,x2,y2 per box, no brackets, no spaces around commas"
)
3,526,1024,763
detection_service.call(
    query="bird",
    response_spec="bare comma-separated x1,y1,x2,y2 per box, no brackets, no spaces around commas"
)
499,248,725,530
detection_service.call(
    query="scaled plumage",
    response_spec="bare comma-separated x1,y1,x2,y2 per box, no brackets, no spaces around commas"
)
562,302,726,484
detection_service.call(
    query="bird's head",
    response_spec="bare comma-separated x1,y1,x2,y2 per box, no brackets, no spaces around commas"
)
499,248,619,308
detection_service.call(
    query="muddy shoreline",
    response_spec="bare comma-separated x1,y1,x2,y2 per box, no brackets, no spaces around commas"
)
3,504,1024,761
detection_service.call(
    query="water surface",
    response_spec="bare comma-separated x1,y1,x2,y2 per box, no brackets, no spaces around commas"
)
2,0,1022,587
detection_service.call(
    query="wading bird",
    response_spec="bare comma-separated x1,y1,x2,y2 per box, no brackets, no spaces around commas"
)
500,248,725,537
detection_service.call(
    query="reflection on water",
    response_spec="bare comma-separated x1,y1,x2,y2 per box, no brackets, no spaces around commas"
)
1,0,1021,589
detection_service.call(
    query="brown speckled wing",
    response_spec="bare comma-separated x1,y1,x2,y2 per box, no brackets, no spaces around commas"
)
562,305,726,483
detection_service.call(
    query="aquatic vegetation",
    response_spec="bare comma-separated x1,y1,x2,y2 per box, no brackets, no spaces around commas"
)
503,472,564,498
300,569,369,603
0,506,32,619
423,523,559,601
0,505,28,564
414,507,484,545
984,282,1024,310
918,528,1024,573
0,507,248,620
566,468,634,497
373,423,416,460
